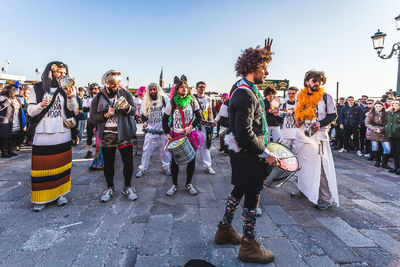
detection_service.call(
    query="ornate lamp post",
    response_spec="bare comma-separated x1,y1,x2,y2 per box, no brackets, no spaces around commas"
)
371,15,400,93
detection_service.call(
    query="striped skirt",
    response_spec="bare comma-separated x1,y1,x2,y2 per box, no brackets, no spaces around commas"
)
31,141,72,204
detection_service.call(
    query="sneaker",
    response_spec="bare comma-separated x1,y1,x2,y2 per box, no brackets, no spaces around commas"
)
256,207,263,217
32,204,45,212
185,183,198,195
290,190,305,199
364,153,371,158
166,185,178,196
338,148,347,153
356,150,363,157
316,199,332,210
136,170,145,178
163,168,171,176
122,186,138,201
57,195,68,206
85,151,93,159
100,187,115,202
206,167,216,175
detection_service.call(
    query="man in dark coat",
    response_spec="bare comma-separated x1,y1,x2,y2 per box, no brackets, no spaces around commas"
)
214,38,279,264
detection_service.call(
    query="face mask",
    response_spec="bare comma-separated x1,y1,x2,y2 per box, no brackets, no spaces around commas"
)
375,104,383,111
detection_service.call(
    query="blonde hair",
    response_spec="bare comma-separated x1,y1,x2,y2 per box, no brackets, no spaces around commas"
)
141,83,166,117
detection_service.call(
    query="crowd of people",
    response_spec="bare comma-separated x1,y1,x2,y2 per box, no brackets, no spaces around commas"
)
0,39,397,264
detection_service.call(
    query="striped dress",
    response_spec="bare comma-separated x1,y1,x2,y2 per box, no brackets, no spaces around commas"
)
28,87,77,204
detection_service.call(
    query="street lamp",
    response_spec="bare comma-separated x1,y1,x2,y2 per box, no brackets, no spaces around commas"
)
371,15,400,93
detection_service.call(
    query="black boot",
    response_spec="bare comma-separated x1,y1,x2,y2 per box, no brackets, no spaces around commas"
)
367,153,374,161
389,167,398,173
1,150,11,158
8,149,17,157
381,154,391,169
373,151,381,167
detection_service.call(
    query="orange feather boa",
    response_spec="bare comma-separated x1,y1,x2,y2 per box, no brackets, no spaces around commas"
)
294,87,325,121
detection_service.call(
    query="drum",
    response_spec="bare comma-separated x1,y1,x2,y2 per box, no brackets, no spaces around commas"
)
264,142,300,188
167,136,195,165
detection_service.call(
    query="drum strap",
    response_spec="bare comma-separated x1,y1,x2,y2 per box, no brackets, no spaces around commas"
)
178,106,187,128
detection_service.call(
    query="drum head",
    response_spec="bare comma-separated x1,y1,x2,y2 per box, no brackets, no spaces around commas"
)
167,136,186,149
267,142,298,172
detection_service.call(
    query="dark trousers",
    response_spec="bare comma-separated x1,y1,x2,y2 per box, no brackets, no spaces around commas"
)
171,157,196,185
0,138,9,150
231,186,259,209
344,124,360,151
390,137,400,168
359,125,367,152
102,145,133,188
365,140,372,154
334,125,344,148
86,121,95,146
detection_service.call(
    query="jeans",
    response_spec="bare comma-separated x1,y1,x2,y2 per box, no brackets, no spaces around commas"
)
78,120,86,140
371,141,391,154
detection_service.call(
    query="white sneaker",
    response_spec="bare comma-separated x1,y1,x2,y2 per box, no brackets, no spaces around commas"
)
185,183,198,195
256,207,263,217
364,153,371,158
122,186,138,201
57,195,68,206
136,170,145,178
101,187,115,202
356,150,363,157
206,167,216,175
166,185,178,196
32,204,45,212
338,148,347,153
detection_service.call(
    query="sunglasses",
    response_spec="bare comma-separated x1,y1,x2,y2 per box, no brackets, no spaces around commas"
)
288,93,296,95
367,103,373,105
312,78,321,83
198,86,206,89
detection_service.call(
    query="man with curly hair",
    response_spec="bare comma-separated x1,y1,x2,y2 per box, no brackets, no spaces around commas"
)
291,71,339,210
214,39,279,264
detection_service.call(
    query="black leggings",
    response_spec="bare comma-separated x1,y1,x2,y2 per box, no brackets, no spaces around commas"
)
171,157,195,185
102,145,133,188
86,121,95,146
231,186,260,209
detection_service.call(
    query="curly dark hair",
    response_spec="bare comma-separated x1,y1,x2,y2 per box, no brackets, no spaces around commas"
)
303,70,326,87
263,86,277,97
235,46,272,77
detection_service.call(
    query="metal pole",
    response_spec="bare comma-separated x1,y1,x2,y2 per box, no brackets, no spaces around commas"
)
397,53,400,94
336,82,339,104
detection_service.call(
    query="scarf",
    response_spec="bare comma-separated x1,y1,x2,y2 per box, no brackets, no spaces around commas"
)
294,87,325,121
173,95,192,108
241,78,269,145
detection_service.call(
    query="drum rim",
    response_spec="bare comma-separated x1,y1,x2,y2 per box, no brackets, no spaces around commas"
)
267,142,299,171
167,135,188,149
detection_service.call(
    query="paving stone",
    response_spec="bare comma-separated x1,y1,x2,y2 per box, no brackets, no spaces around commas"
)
22,227,67,252
305,227,361,264
135,255,169,267
262,237,307,267
35,234,86,267
0,236,27,263
71,238,113,267
303,255,337,267
139,214,173,256
285,210,324,228
93,213,125,241
117,223,146,247
352,207,397,228
104,247,137,267
360,229,400,257
171,221,204,256
173,204,200,221
255,213,284,238
279,225,324,256
317,217,376,247
353,247,395,267
351,199,400,226
264,205,296,225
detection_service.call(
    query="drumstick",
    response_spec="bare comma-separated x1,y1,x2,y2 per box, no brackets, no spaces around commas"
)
278,155,297,160
163,141,170,151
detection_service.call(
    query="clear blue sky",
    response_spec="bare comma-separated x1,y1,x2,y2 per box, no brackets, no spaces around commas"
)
2,0,400,98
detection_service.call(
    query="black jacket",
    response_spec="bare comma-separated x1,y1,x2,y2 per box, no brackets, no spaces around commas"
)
228,79,269,193
264,99,283,127
338,103,363,126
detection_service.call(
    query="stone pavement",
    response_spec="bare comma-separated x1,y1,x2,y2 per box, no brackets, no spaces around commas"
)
0,138,400,267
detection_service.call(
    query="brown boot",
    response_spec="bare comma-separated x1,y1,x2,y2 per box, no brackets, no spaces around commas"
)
214,222,242,245
238,239,274,263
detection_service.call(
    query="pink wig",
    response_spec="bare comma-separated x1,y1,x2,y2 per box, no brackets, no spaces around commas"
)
137,86,146,97
169,86,175,99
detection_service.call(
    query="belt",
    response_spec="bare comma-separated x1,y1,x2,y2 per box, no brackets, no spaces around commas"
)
105,126,117,132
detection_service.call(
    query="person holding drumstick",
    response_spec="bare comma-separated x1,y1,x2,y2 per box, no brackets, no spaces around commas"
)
90,70,138,203
214,39,279,264
162,75,203,196
27,61,78,212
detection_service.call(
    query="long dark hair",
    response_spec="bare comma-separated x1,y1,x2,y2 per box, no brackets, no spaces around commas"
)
171,75,193,111
369,101,386,124
40,61,69,93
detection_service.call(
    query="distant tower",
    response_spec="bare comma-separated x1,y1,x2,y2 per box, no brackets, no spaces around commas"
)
159,67,165,88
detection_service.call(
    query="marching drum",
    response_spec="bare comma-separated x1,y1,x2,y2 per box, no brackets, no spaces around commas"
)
264,142,300,188
167,136,195,165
